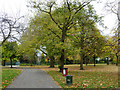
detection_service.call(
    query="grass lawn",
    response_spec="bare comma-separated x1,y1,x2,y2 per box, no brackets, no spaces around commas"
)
46,64,118,88
2,69,22,89
2,64,117,88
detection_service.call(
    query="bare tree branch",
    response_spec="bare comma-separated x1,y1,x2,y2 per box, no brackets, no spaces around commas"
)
11,36,21,43
66,0,71,12
49,3,63,30
1,27,5,39
39,48,48,55
74,1,91,15
49,13,63,30
68,22,76,30
35,1,63,30
37,6,49,14
48,28,61,39
0,14,25,46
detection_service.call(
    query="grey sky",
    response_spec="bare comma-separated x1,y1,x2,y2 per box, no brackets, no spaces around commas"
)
0,0,118,36
0,0,28,17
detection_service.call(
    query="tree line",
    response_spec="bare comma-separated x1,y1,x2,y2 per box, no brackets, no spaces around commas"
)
1,0,119,69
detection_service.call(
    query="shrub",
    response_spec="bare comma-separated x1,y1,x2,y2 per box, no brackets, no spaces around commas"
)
58,65,63,72
99,61,104,64
20,63,32,66
111,61,116,64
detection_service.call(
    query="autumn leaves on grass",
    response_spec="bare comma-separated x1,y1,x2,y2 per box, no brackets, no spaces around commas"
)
2,69,22,89
47,65,118,88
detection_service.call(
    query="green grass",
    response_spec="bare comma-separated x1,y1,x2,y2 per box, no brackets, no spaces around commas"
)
47,71,118,88
2,69,22,89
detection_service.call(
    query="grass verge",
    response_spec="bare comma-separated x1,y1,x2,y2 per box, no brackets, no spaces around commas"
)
2,69,22,89
47,70,118,88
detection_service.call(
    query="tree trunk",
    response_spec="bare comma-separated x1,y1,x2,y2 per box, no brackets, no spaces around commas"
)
34,53,36,65
80,53,84,70
86,58,88,66
80,58,84,70
59,29,66,71
93,55,96,67
49,56,55,68
59,45,65,72
30,60,33,66
116,53,118,66
107,57,109,65
60,49,65,70
10,57,13,68
80,30,84,70
3,60,6,66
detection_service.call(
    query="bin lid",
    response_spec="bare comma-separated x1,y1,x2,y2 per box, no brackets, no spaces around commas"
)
63,68,68,69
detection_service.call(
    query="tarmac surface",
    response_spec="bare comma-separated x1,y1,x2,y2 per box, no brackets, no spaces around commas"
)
6,69,61,88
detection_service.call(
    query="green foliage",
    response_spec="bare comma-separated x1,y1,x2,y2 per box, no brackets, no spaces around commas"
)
18,31,38,64
99,61,105,64
24,0,107,68
58,65,63,69
2,41,18,63
20,63,34,66
111,61,116,64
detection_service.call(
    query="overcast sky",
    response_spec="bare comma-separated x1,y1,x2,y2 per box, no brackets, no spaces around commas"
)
0,0,118,36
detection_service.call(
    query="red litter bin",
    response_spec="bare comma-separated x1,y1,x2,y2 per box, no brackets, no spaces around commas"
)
62,68,68,76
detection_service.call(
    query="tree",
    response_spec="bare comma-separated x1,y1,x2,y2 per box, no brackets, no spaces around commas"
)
67,4,104,69
19,30,38,66
23,13,59,67
91,28,106,66
100,36,114,65
110,34,119,66
2,41,18,68
29,0,98,69
0,14,25,46
104,0,120,66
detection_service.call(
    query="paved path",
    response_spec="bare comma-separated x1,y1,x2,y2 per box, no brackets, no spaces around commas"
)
7,69,61,88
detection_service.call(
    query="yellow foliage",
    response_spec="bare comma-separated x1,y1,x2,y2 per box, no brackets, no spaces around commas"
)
68,56,73,60
45,58,48,63
76,54,80,60
2,58,6,60
113,58,117,62
55,44,60,48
